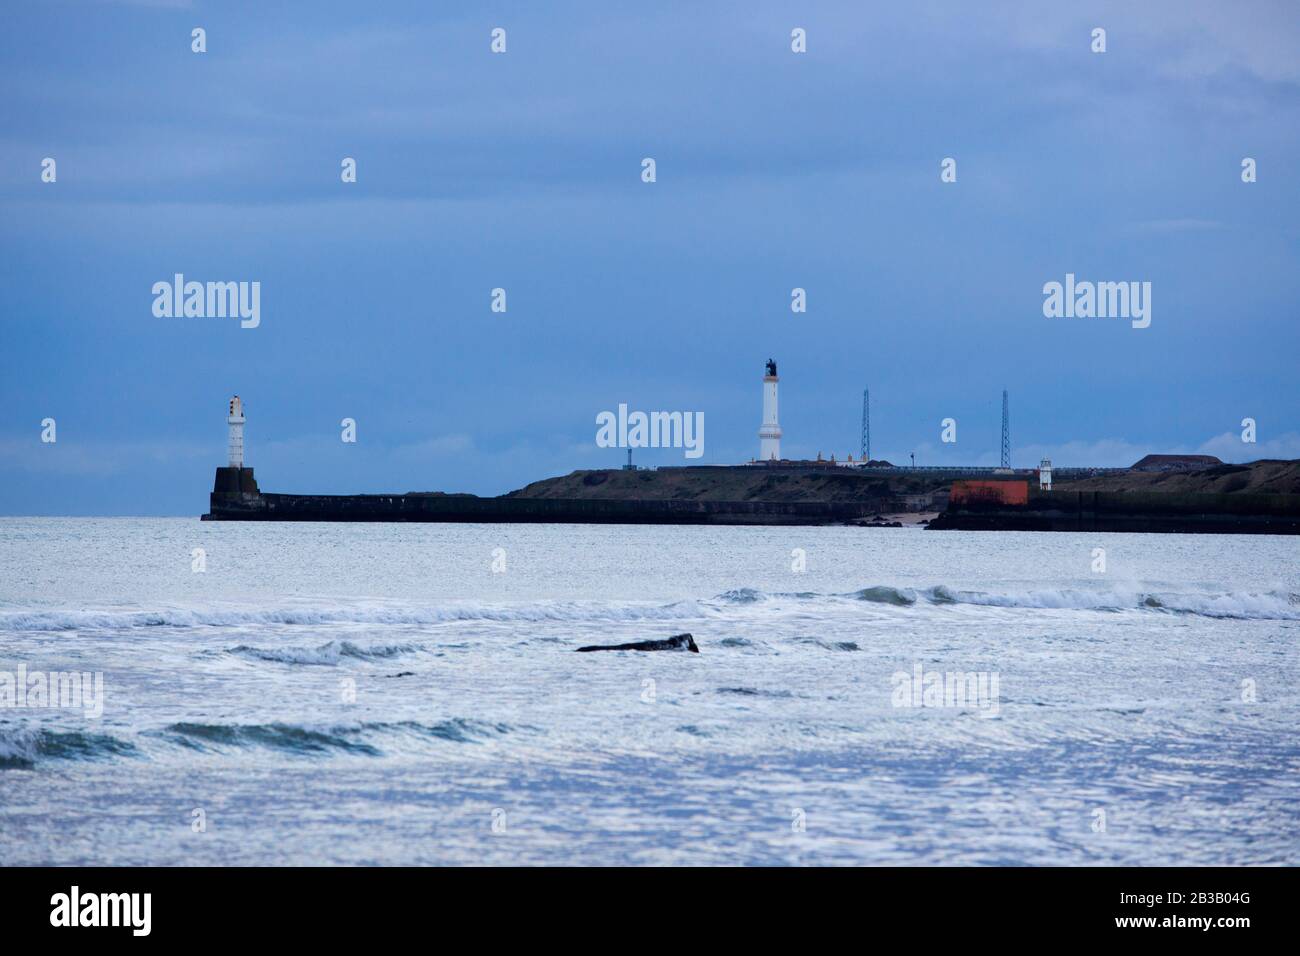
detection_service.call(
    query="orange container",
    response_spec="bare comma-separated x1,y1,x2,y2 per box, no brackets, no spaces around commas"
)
950,480,1029,506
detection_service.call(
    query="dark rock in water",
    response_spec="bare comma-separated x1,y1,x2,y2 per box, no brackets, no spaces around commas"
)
576,633,699,653
384,671,416,678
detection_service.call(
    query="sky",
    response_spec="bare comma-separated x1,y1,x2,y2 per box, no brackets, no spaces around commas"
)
1,0,1298,515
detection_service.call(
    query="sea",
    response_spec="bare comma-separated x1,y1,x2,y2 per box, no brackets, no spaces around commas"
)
1,518,1297,865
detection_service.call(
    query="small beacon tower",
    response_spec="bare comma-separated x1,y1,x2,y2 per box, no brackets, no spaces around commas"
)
207,394,259,517
227,395,246,467
759,358,782,461
1039,457,1053,491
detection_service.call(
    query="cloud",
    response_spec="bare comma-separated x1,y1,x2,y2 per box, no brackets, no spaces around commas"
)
982,0,1300,83
1196,430,1300,462
388,434,475,460
1016,433,1300,468
1014,438,1154,469
0,438,209,476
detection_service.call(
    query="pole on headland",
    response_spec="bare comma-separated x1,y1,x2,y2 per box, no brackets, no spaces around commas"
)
861,388,870,463
1001,390,1010,469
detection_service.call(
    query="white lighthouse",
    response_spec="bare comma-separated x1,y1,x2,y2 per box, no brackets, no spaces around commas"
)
227,395,245,468
758,358,782,461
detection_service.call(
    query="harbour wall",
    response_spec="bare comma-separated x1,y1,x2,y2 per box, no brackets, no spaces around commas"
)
204,469,887,525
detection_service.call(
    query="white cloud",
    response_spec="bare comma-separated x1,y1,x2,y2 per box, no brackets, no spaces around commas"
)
1016,432,1300,468
0,438,208,476
1196,430,1300,463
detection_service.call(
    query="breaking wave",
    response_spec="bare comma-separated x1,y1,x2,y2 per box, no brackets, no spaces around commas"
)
853,585,919,606
227,640,421,666
916,585,1300,619
715,588,817,604
718,686,795,698
724,584,1300,620
158,719,514,755
717,637,756,647
794,638,861,652
0,726,136,769
0,719,523,767
0,599,706,633
2,585,1295,639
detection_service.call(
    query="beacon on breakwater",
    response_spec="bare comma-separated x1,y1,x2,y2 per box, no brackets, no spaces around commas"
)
210,395,260,503
227,395,245,467
759,358,782,461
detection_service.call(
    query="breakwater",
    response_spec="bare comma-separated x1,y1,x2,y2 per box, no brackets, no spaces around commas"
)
203,468,884,525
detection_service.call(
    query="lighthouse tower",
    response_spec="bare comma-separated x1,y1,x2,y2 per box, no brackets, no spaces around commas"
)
207,394,260,513
227,395,245,468
758,358,782,461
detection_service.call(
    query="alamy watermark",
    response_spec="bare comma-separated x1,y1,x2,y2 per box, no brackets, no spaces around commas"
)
1,665,105,719
1043,273,1150,329
50,886,150,936
152,274,260,329
596,404,704,459
891,662,1000,717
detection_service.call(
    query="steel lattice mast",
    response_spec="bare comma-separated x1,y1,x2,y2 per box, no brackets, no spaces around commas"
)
861,388,870,462
1001,390,1010,469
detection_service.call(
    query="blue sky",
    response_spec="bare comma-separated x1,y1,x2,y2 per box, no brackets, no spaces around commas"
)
2,0,1298,515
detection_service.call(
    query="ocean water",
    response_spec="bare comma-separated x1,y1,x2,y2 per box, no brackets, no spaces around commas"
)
1,517,1297,866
